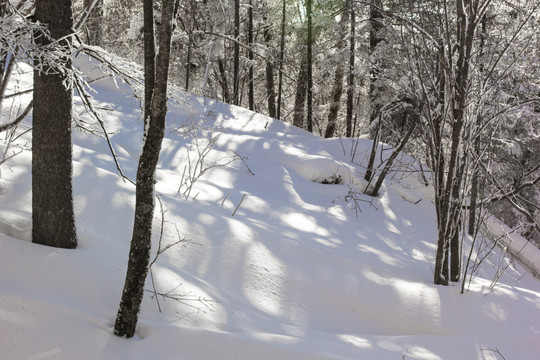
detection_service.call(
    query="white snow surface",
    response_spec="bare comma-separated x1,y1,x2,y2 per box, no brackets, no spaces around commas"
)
1,55,540,360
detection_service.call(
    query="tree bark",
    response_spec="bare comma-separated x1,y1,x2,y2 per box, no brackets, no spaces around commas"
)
233,0,240,105
114,0,176,338
306,0,313,133
247,0,255,111
324,10,349,138
369,0,384,124
292,54,307,129
276,0,286,120
345,0,355,137
263,28,277,118
32,0,77,249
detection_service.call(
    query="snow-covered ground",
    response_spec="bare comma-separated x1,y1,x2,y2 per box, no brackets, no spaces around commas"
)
1,54,539,360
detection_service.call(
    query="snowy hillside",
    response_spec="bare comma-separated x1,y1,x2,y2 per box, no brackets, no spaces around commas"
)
1,54,539,360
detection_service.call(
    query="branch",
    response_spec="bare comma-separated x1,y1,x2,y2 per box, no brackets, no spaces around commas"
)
72,74,135,185
0,100,33,132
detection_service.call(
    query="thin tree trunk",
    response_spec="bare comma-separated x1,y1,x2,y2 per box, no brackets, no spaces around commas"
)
114,0,176,339
345,0,355,137
369,0,384,124
248,0,254,111
367,120,417,197
32,0,77,249
233,0,240,105
218,58,231,103
306,0,313,133
185,0,195,91
276,0,286,120
292,54,307,129
263,24,277,118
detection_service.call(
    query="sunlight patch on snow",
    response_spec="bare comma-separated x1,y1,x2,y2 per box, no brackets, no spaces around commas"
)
357,244,400,266
338,334,373,349
281,212,330,237
379,194,397,221
243,243,286,317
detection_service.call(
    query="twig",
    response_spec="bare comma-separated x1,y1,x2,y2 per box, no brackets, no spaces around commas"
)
232,193,247,217
73,73,135,185
233,151,255,175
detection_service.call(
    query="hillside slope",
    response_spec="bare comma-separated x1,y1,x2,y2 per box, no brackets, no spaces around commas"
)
1,54,539,360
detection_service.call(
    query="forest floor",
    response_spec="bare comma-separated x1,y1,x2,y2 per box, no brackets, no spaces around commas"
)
1,53,539,359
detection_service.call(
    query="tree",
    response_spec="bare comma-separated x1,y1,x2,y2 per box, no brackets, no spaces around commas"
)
114,0,177,338
306,0,313,133
32,0,77,249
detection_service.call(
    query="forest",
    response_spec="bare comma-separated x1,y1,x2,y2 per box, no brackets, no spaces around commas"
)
1,0,540,358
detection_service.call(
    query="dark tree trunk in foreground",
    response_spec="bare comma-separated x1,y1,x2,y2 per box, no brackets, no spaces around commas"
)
114,0,176,339
32,0,77,249
306,0,313,133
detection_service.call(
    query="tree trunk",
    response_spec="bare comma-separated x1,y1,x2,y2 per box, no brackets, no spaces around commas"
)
263,24,277,118
306,0,313,133
247,0,255,111
218,58,231,103
369,0,384,124
233,0,240,105
345,0,355,137
185,0,195,91
114,0,176,339
324,10,349,138
276,0,286,120
82,0,103,46
292,54,308,129
32,0,77,249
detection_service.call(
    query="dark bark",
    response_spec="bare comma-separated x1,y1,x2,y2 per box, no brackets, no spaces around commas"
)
324,11,349,138
82,0,103,46
233,0,240,105
248,0,254,111
306,0,313,133
292,54,307,129
32,0,77,249
369,0,384,124
218,58,231,103
263,24,276,118
345,0,355,137
185,0,195,91
276,0,286,120
114,0,176,339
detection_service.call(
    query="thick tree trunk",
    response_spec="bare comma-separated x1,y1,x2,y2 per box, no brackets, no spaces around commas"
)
32,0,77,249
114,0,175,339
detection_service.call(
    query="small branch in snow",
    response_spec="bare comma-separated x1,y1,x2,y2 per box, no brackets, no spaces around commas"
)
232,193,247,217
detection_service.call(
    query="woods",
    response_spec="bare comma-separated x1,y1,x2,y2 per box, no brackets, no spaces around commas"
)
1,0,539,342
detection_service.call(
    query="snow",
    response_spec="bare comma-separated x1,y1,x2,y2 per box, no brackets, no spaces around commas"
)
1,54,540,360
